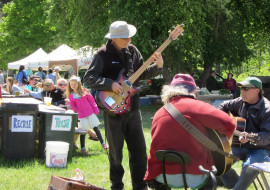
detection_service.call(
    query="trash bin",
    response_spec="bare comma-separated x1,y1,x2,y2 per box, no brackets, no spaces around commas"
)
38,106,77,161
1,103,39,160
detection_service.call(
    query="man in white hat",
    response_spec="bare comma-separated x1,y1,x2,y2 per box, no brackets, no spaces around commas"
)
84,21,164,190
54,66,61,82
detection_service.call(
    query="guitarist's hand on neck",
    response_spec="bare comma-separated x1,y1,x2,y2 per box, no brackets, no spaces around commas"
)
112,82,123,95
239,131,249,144
152,52,164,69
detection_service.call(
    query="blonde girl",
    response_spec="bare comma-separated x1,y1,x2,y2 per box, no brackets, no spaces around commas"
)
6,77,21,95
66,76,108,153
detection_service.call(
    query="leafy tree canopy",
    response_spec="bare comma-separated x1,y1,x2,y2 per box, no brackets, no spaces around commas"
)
0,0,270,87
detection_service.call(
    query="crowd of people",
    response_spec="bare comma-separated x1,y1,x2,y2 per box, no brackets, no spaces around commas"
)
1,20,269,190
0,65,108,155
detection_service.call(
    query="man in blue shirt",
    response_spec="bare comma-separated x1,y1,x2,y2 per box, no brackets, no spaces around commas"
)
35,67,46,80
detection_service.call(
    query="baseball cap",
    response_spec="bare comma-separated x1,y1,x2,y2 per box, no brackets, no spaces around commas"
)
237,77,262,90
170,73,197,93
105,21,137,39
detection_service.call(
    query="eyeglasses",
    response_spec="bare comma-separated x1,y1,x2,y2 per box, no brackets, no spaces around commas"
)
240,87,256,91
58,83,67,87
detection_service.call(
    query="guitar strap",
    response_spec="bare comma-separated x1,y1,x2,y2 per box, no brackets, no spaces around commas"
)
163,102,239,161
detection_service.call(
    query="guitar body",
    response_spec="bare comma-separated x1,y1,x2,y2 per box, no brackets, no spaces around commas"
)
207,129,233,176
97,69,140,115
231,116,246,147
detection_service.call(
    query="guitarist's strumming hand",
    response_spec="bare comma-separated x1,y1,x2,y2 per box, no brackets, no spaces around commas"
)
112,82,123,95
152,52,164,69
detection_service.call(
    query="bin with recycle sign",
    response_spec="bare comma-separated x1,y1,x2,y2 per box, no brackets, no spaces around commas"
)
1,103,39,160
37,105,77,162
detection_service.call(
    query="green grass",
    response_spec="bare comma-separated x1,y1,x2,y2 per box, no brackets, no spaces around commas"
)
0,105,269,189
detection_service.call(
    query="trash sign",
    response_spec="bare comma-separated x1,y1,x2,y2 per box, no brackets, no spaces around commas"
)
11,115,33,132
51,115,72,131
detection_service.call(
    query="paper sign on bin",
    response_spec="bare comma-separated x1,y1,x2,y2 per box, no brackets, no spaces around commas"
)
11,115,33,132
51,115,72,131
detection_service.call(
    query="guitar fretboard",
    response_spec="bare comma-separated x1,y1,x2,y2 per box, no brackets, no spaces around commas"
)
128,37,173,84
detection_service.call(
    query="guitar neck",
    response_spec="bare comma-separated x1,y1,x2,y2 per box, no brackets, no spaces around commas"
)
128,37,173,84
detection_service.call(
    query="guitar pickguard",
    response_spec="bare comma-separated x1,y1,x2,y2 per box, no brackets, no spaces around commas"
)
97,70,140,115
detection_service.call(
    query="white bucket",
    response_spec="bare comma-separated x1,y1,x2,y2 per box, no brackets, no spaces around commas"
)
45,141,69,168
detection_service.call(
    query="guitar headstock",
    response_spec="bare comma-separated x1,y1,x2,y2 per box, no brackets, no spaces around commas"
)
246,133,261,146
169,24,184,40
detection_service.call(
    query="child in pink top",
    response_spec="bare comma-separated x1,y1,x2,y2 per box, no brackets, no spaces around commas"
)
66,76,108,152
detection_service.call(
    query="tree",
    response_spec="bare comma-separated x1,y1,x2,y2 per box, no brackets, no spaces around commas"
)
1,0,270,86
0,0,55,68
47,0,267,86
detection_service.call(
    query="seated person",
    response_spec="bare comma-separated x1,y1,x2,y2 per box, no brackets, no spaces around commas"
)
24,75,43,100
56,78,69,108
219,77,270,190
6,77,22,95
38,79,65,106
144,73,235,190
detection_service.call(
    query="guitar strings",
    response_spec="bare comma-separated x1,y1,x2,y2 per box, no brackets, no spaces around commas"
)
111,38,172,107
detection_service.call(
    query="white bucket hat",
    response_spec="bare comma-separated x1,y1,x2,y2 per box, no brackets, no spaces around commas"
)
54,66,61,71
105,21,137,39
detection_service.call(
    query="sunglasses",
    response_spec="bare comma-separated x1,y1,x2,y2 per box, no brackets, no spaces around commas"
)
58,83,67,87
240,87,256,91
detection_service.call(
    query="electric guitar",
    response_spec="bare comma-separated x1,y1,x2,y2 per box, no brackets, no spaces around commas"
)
230,114,261,146
97,25,184,115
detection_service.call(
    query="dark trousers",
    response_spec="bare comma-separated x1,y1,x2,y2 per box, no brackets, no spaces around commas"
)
104,109,148,190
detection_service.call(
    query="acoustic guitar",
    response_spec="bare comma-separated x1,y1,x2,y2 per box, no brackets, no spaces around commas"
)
97,25,184,115
207,129,233,176
230,115,261,146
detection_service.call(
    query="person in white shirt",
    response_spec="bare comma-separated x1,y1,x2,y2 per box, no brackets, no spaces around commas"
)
54,66,62,82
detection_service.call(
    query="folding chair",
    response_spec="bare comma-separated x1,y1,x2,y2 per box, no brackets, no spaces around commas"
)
249,162,270,190
155,150,217,190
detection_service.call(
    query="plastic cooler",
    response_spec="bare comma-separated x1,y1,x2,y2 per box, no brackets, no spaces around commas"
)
38,105,77,161
1,103,38,160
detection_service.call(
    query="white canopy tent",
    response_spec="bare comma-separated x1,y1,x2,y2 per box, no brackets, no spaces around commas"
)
27,44,77,71
7,48,48,70
77,46,96,70
27,44,96,75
